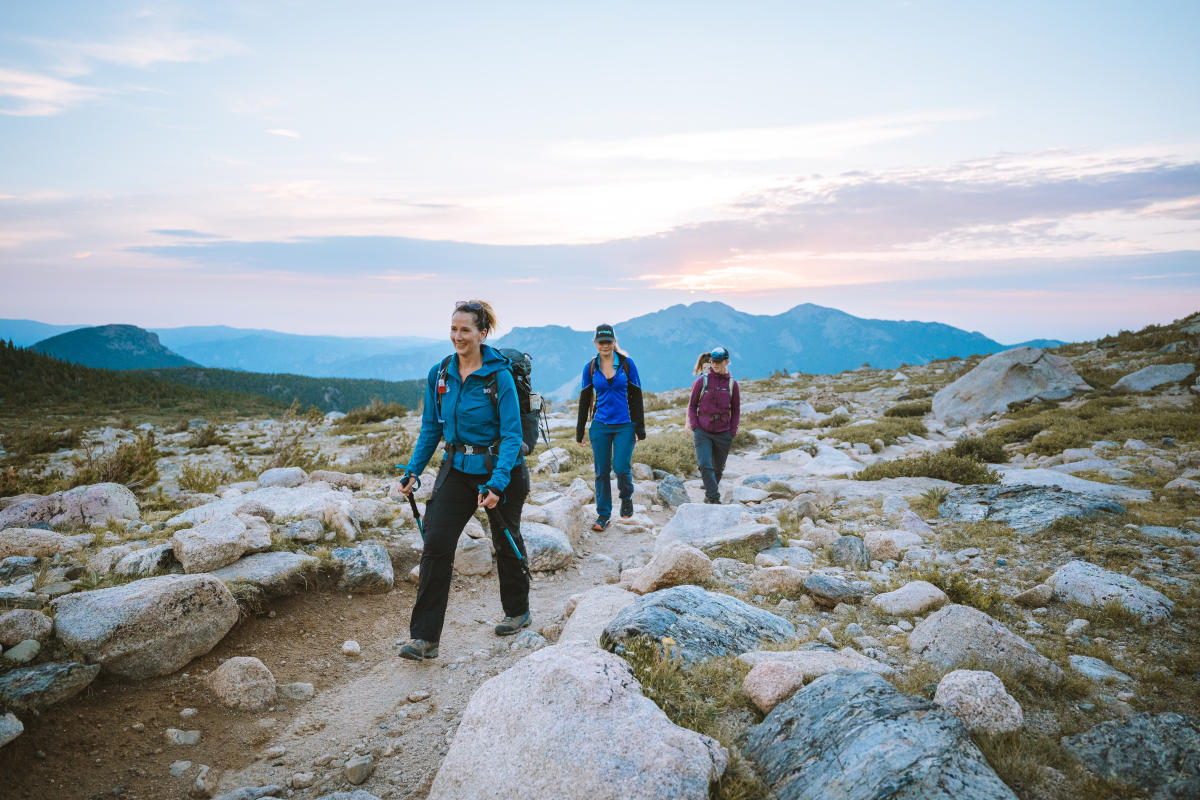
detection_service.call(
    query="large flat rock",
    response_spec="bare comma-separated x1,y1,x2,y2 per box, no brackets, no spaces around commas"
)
744,670,1018,800
656,503,778,554
600,585,795,664
429,643,727,800
995,467,1152,503
939,483,1126,533
1047,560,1173,623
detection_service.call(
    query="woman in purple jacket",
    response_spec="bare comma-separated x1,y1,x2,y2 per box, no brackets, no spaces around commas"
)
687,346,740,504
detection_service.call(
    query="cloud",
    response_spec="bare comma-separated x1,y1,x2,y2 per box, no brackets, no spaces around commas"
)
552,111,985,162
266,129,301,139
0,68,103,116
34,32,245,77
150,229,225,239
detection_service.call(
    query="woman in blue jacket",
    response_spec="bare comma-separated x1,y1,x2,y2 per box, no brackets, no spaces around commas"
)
575,323,646,530
396,300,529,660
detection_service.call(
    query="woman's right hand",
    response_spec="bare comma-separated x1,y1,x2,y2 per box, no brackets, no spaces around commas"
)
575,439,587,448
397,476,417,496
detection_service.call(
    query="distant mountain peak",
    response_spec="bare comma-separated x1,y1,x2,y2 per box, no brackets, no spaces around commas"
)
33,324,199,370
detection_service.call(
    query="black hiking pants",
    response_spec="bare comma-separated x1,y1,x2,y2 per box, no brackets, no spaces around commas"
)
409,464,529,643
694,428,733,502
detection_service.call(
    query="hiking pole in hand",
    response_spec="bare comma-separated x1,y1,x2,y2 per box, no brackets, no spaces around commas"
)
395,468,424,540
481,499,531,581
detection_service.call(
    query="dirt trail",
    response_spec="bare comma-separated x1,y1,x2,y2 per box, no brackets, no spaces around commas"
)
0,520,656,800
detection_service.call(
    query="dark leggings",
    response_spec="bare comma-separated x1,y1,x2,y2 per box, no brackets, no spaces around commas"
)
409,464,529,642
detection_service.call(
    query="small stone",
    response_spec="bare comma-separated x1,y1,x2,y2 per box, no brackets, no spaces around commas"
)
180,708,198,718
166,728,201,746
1,712,25,748
291,772,315,789
407,690,431,703
897,619,913,632
344,754,374,785
342,640,361,657
2,639,40,664
1065,619,1089,637
264,746,286,758
1069,655,1133,684
206,657,277,711
933,669,1024,735
817,627,836,645
742,660,807,713
1013,584,1053,607
277,682,315,701
189,765,218,798
169,760,192,777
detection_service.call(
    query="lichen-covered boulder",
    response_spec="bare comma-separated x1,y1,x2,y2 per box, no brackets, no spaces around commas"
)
601,585,794,664
1047,560,1173,624
744,670,1018,800
908,604,1062,684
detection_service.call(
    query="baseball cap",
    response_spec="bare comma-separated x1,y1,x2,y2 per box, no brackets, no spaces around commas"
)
709,347,729,361
594,324,616,342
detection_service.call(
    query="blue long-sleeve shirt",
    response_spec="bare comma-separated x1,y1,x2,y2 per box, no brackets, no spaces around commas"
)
403,344,524,491
575,353,646,441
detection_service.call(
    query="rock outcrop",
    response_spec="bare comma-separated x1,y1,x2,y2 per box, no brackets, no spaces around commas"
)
932,347,1090,424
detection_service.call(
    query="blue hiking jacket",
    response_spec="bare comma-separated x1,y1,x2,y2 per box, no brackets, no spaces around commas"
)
403,344,523,492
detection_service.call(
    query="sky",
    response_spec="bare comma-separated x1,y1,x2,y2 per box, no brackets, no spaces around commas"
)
1,0,1198,344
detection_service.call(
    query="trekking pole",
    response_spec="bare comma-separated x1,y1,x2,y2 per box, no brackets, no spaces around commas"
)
483,503,531,581
395,468,424,540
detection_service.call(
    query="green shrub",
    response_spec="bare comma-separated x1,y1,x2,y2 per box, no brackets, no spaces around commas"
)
950,436,1008,463
1,425,81,461
635,430,696,476
904,564,1009,618
884,401,932,418
178,462,229,493
826,418,927,452
71,432,160,490
188,425,228,449
855,451,1000,484
822,413,850,427
731,429,758,449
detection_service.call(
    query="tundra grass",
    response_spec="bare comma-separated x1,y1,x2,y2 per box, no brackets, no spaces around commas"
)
855,451,1000,484
617,638,769,800
825,418,927,452
986,396,1200,455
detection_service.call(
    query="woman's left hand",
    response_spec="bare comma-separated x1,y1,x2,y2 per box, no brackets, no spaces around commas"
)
478,490,501,509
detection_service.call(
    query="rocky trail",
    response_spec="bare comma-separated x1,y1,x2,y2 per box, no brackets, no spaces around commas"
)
1,312,1199,800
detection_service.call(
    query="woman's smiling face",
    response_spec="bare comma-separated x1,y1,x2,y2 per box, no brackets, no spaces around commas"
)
450,310,486,355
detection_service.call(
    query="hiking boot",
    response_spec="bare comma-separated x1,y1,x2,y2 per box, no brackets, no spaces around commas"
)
619,499,634,519
591,516,610,531
399,639,438,661
704,497,721,504
495,612,531,636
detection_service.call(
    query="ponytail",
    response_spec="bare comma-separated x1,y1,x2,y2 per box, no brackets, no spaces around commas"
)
693,353,712,375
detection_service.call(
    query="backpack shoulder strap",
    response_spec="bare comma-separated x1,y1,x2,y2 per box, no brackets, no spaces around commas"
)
435,355,454,417
699,370,710,401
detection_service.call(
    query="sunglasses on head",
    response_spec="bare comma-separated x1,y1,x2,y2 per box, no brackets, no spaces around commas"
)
455,300,483,312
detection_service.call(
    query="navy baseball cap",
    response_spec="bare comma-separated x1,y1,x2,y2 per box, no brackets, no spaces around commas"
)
709,347,729,361
594,324,616,342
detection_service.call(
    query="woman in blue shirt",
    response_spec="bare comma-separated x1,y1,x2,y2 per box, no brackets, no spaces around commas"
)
575,323,646,530
395,300,530,661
